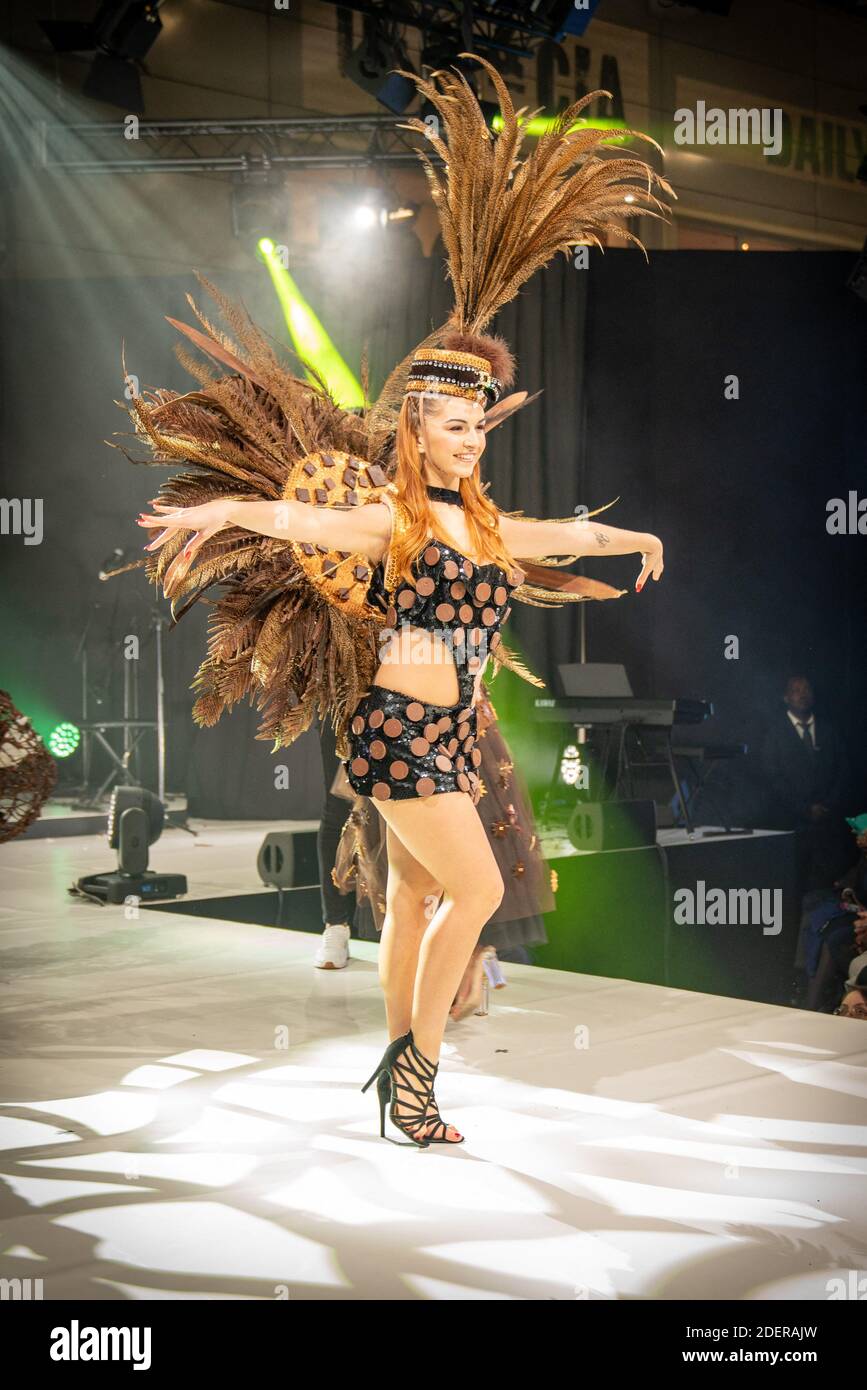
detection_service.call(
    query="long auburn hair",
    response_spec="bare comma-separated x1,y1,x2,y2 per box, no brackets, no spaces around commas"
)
388,393,518,587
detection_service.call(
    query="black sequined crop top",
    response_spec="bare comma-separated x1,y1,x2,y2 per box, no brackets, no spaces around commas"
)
365,536,523,678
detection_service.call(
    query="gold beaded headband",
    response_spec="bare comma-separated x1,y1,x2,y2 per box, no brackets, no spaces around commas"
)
404,348,503,407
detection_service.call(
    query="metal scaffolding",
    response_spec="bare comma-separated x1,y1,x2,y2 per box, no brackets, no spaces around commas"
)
35,113,446,175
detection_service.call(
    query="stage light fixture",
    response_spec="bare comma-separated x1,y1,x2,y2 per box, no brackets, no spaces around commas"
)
48,722,81,758
38,1,163,115
559,744,585,787
352,195,387,231
231,170,289,244
74,785,187,904
344,18,416,113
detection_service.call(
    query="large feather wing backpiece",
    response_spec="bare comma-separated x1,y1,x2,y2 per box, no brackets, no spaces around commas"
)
111,272,392,757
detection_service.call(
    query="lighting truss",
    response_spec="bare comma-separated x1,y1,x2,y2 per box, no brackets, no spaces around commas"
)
35,113,444,174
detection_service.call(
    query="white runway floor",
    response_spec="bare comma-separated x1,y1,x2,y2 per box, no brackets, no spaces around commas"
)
1,820,866,1301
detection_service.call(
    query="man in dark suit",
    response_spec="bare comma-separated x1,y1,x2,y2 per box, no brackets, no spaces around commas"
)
760,674,851,890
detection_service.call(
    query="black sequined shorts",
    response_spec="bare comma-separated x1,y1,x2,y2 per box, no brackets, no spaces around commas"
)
344,683,482,802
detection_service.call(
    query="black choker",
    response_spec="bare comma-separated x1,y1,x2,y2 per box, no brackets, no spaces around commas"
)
426,484,465,507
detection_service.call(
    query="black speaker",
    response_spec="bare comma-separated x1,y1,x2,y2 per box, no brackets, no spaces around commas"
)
566,800,657,853
257,830,320,889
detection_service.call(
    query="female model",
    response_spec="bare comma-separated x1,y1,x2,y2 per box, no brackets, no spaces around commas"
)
138,377,664,1147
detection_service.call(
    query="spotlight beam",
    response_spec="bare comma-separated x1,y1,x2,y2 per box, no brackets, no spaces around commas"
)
258,242,364,410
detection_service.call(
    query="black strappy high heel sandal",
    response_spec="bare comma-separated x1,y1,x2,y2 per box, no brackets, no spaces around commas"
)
361,1029,447,1148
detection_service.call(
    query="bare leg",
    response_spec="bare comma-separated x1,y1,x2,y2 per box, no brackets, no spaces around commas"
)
377,820,443,1040
373,791,504,1064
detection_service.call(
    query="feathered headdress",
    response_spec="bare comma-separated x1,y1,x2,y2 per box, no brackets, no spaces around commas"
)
367,53,675,450
111,56,674,754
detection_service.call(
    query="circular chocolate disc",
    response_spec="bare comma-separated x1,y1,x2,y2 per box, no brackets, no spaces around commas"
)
390,760,409,779
437,715,453,732
410,736,430,756
461,560,474,578
383,717,403,737
490,632,502,649
372,782,392,800
416,576,435,596
443,560,459,579
350,757,369,776
386,604,398,627
471,748,482,767
475,582,492,601
450,581,466,600
494,586,508,604
351,716,365,734
423,545,441,565
457,723,470,740
406,701,425,721
458,707,474,722
435,602,456,622
434,754,452,773
368,709,385,728
423,723,440,742
459,604,474,623
456,755,465,770
370,739,387,759
463,736,475,751
415,776,435,797
447,737,459,756
457,772,470,791
398,588,416,608
482,606,497,625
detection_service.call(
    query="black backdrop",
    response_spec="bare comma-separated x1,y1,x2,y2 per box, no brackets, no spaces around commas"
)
2,245,865,817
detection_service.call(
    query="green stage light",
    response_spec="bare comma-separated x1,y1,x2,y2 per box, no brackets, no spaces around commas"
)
48,721,80,758
491,113,631,144
257,238,364,409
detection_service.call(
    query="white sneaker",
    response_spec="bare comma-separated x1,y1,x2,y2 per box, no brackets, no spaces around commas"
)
314,922,351,969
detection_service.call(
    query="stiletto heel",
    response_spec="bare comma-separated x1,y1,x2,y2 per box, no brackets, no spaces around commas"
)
376,1070,391,1137
360,1029,458,1147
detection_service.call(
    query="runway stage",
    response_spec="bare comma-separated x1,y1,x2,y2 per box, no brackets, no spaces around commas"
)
1,820,866,1302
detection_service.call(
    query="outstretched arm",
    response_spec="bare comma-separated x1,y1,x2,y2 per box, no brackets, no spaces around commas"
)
498,512,664,592
137,497,392,592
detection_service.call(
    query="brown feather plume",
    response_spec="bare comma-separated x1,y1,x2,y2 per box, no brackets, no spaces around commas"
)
367,52,674,458
395,55,676,337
